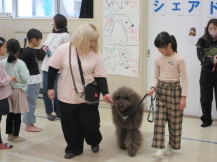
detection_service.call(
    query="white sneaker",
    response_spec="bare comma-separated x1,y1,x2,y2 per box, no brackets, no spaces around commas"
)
164,144,173,155
152,149,164,159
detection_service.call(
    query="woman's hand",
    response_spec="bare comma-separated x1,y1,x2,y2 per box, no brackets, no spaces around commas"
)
48,89,55,101
42,46,48,52
180,96,186,110
103,94,113,105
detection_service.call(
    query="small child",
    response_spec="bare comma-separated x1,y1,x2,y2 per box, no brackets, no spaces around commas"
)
1,39,29,142
0,37,16,149
21,29,43,132
148,32,188,159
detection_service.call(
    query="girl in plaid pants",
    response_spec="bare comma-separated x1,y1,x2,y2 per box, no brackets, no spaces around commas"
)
148,32,188,159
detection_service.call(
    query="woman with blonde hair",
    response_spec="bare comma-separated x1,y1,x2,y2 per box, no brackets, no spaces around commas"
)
47,23,112,159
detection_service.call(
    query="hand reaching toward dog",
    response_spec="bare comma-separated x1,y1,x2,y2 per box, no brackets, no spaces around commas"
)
103,94,113,105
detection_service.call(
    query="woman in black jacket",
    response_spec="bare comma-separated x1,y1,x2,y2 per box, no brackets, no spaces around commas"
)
196,18,217,127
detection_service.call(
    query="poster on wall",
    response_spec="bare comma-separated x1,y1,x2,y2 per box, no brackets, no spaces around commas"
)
103,0,140,77
103,45,139,77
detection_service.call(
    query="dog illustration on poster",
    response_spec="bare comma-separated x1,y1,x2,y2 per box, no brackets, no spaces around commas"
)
105,47,129,70
106,0,129,9
110,16,134,44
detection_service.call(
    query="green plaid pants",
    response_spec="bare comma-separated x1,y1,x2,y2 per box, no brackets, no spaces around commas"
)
152,81,183,150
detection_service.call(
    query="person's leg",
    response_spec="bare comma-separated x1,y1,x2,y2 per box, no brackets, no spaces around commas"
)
13,113,21,136
23,84,41,131
0,115,2,144
23,84,39,124
42,71,56,120
0,115,13,149
151,85,167,159
167,86,183,154
214,73,217,118
13,113,25,142
6,113,13,136
200,71,213,126
79,104,102,153
59,101,84,158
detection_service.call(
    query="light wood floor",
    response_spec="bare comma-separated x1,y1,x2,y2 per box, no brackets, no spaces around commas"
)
0,98,217,162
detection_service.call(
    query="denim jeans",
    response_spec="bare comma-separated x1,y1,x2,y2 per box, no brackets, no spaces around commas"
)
42,71,59,115
23,83,40,125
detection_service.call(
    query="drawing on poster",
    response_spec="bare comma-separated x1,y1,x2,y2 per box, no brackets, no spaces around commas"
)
103,45,139,77
111,15,134,44
104,15,139,45
104,0,140,15
106,0,129,9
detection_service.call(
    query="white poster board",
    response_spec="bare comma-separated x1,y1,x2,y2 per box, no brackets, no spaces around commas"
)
103,0,140,77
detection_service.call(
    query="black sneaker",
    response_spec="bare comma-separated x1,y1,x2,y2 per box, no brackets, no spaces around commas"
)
201,123,211,127
47,114,56,121
64,153,76,159
91,145,99,153
56,113,61,119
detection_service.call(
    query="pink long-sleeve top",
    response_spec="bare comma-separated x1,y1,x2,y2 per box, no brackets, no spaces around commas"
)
0,62,12,100
152,52,188,96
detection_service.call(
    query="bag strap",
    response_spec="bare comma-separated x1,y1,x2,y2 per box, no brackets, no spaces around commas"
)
76,49,86,91
69,43,79,94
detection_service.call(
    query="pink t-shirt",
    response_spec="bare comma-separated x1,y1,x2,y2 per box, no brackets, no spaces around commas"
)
152,53,188,96
48,42,106,104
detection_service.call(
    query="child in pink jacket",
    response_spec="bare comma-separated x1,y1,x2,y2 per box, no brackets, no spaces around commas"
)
0,37,16,149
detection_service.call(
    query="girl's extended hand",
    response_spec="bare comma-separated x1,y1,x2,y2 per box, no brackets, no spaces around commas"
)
148,87,155,96
48,89,55,101
180,96,186,110
103,94,113,105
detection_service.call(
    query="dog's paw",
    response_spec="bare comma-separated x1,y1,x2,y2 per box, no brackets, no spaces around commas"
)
127,147,136,157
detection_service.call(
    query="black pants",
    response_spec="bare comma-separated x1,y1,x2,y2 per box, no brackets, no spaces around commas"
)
59,101,102,155
200,70,217,124
6,113,21,136
0,115,2,143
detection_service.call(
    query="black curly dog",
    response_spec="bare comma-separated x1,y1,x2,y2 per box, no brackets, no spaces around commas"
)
112,86,144,156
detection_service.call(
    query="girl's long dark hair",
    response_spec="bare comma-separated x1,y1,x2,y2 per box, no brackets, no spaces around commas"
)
154,31,177,52
0,37,6,48
7,39,20,63
53,14,67,29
